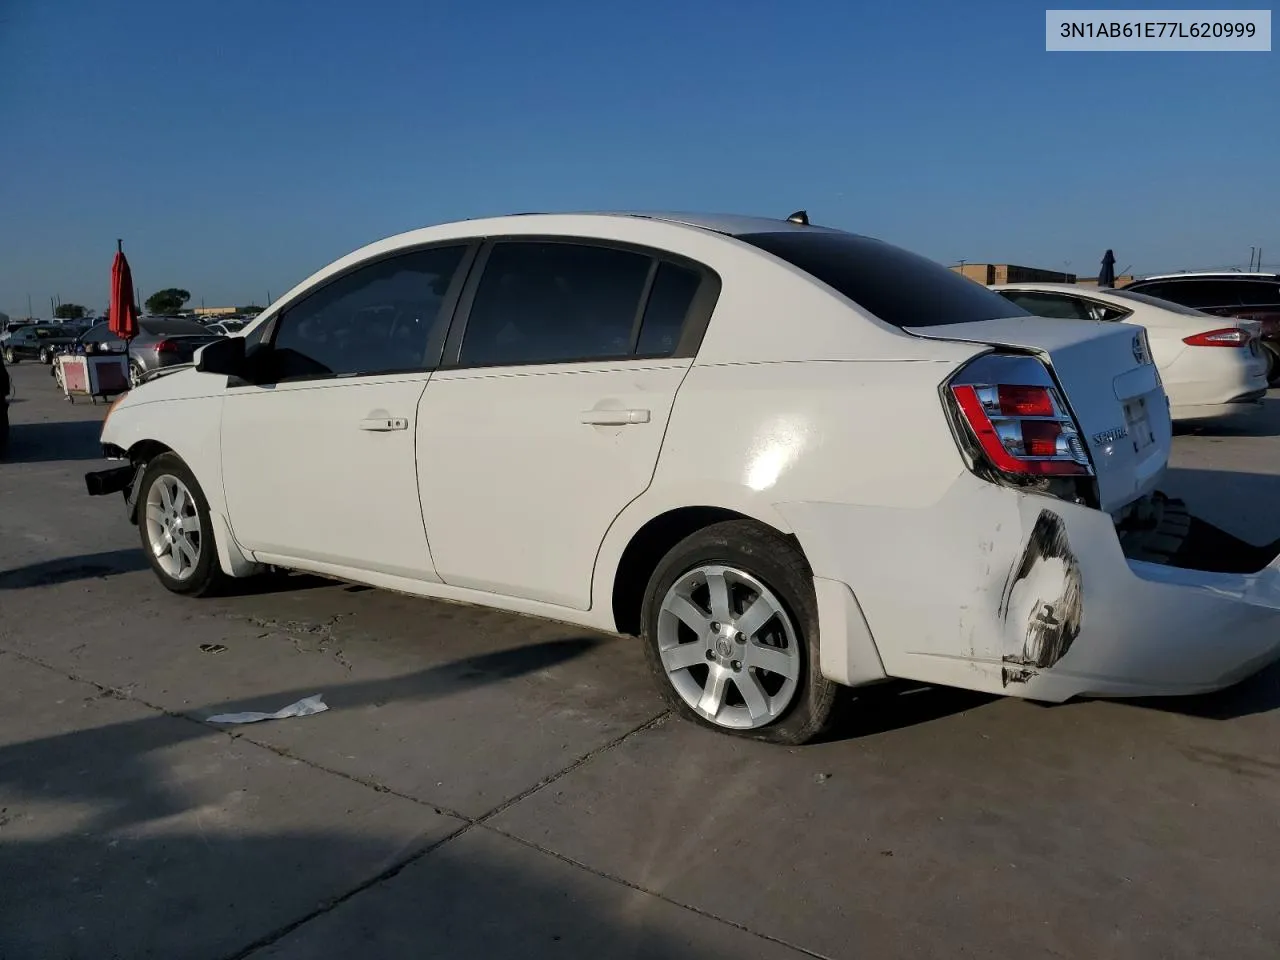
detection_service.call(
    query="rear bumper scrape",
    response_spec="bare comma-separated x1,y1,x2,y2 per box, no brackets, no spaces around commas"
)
777,475,1280,701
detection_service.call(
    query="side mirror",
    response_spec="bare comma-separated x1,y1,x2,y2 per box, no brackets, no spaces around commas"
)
195,336,248,377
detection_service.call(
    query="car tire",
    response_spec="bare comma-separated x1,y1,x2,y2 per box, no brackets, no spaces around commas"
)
640,519,839,745
136,453,229,597
38,348,49,364
129,360,144,388
3,349,17,365
1266,344,1280,387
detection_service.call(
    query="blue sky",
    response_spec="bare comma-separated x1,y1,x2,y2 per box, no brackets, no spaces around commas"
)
1,0,1276,317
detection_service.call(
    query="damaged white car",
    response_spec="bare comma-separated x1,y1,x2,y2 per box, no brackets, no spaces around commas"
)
86,212,1280,744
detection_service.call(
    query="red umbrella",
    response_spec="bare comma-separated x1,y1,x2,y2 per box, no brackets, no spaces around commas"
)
109,239,138,341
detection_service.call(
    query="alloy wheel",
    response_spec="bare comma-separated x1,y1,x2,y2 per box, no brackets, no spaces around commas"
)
144,474,202,581
657,564,801,729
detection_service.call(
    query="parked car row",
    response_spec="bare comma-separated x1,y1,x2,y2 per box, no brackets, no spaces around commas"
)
88,212,1280,746
990,283,1269,424
26,317,226,387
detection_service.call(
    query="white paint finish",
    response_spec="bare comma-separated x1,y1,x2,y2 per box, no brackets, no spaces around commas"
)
220,375,440,581
418,360,690,609
994,283,1270,422
94,213,1280,717
812,577,887,687
907,315,1172,514
779,475,1280,702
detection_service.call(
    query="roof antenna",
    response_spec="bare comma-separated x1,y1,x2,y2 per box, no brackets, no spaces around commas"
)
786,210,809,225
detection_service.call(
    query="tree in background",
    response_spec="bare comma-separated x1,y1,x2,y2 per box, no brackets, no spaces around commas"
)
236,304,264,314
53,303,87,320
145,288,191,316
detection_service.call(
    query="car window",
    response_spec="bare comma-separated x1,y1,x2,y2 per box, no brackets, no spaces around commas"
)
267,245,466,381
1106,289,1217,317
458,241,652,367
139,318,215,336
1131,280,1243,309
1233,281,1280,307
635,262,702,357
737,230,1028,328
80,322,118,343
999,291,1119,322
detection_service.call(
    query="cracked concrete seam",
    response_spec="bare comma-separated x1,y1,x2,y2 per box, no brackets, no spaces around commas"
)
6,645,802,959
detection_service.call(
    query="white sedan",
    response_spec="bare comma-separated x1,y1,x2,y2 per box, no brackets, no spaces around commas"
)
992,283,1269,424
86,213,1280,743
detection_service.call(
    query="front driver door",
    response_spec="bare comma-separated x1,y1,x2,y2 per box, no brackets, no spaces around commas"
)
220,243,471,580
417,239,716,609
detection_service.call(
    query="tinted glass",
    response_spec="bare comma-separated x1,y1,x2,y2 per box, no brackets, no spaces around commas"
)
270,245,466,380
459,242,651,366
80,322,117,343
32,326,64,338
636,262,701,356
1233,281,1280,307
1129,280,1243,309
738,231,1026,327
998,292,1091,320
140,318,216,336
1107,289,1216,317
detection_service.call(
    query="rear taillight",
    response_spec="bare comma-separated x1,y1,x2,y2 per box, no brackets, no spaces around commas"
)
156,339,179,354
946,354,1094,479
1183,328,1251,347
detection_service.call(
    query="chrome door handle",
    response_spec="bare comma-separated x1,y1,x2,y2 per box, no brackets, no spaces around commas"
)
359,417,408,431
580,408,650,426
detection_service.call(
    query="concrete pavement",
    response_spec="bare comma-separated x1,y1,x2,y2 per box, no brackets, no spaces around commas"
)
3,360,1280,959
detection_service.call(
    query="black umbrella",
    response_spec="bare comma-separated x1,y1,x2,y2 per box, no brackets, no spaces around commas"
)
1099,249,1117,288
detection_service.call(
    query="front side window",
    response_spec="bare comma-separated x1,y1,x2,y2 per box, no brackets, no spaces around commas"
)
268,245,466,381
458,242,653,367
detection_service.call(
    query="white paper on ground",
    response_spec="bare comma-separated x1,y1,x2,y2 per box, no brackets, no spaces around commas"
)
206,694,329,725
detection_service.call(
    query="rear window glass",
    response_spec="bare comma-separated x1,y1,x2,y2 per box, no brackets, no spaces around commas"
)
1105,289,1216,317
140,318,213,335
737,231,1027,328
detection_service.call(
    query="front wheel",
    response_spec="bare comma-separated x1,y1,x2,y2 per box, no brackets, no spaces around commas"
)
137,453,228,597
38,348,50,364
129,360,144,388
641,520,839,745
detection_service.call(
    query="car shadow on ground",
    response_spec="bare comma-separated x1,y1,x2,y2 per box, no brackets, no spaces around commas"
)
817,681,997,743
3,419,106,463
0,549,148,589
0,638,601,831
1118,660,1280,722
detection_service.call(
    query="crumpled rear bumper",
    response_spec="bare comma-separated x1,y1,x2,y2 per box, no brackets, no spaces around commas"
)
778,474,1280,701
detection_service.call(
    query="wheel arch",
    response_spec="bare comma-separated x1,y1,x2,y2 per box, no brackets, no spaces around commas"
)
607,504,802,636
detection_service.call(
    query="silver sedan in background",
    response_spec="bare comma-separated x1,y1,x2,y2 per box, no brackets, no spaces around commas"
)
77,317,224,385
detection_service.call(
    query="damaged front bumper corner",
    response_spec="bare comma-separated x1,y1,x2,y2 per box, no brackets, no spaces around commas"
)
778,475,1280,702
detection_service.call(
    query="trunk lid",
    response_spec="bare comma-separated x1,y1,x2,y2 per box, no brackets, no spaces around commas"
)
907,316,1172,514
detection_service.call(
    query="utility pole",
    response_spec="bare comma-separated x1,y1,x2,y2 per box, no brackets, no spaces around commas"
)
26,293,32,319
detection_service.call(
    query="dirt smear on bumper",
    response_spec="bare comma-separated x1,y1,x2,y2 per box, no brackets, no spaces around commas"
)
998,510,1083,685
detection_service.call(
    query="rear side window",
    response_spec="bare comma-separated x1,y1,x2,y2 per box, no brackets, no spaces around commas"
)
458,242,652,366
1000,291,1125,322
140,318,211,336
636,262,701,356
738,231,1027,328
1234,281,1280,307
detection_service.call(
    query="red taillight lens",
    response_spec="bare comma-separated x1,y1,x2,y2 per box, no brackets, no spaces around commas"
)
1183,328,1251,347
951,381,1092,478
156,339,179,354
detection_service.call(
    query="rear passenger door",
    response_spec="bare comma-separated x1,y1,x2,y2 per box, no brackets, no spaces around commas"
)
416,238,718,610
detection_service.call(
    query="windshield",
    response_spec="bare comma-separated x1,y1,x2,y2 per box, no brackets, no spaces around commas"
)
736,231,1028,328
140,318,214,336
1105,288,1219,317
32,326,65,338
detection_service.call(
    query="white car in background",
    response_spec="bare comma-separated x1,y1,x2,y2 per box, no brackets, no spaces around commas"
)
992,283,1269,424
85,213,1280,744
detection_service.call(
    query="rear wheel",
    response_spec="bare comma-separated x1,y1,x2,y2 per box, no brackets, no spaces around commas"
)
1266,344,1280,387
38,348,50,364
640,520,838,745
137,453,228,597
129,360,144,388
3,349,17,365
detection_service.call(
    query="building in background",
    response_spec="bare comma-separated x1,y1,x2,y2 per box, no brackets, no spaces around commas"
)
950,263,1135,288
193,306,238,317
